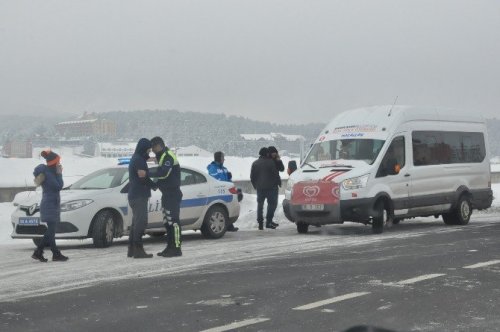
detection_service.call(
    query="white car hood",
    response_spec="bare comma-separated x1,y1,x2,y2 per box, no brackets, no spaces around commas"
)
14,189,110,206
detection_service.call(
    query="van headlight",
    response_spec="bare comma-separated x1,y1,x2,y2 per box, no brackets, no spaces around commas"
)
60,199,94,212
342,174,369,190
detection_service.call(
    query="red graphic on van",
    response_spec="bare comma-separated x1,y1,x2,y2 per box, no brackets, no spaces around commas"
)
291,181,341,205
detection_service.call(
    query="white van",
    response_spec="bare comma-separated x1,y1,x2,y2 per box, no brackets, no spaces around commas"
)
283,106,493,234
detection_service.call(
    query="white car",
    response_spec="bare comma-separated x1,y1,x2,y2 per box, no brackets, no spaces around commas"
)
11,164,240,247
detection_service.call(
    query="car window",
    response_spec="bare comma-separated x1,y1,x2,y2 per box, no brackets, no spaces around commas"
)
71,168,128,189
181,169,207,186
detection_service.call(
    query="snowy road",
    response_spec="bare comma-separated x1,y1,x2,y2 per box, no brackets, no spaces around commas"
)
1,214,500,331
0,214,498,302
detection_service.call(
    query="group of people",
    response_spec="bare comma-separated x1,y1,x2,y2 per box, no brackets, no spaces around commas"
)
30,140,297,262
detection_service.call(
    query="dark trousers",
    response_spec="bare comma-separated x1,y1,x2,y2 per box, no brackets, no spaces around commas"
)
128,197,149,246
257,187,279,224
38,221,58,254
162,189,183,249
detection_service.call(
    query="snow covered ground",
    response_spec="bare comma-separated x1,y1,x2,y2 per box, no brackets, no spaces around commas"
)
1,149,499,302
0,148,294,188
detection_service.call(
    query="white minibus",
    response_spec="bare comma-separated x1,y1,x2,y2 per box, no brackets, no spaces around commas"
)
283,106,493,234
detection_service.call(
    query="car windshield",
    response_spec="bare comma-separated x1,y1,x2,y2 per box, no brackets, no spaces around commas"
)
304,139,385,165
70,168,129,190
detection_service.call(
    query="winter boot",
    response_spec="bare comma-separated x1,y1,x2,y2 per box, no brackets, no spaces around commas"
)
32,249,48,262
227,223,239,232
127,245,133,258
52,251,69,262
265,222,277,229
269,221,279,227
162,248,182,257
133,244,153,259
157,246,170,257
258,222,264,230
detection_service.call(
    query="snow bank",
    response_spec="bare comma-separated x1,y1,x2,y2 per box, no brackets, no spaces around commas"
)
0,149,295,187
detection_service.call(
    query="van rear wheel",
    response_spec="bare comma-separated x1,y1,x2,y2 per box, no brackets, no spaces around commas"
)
297,222,309,234
443,195,472,225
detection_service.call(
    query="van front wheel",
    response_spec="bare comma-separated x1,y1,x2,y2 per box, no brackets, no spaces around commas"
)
443,195,472,226
372,200,391,234
297,222,309,234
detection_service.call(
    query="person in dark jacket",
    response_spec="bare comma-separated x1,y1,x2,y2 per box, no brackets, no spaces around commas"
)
207,151,239,231
31,150,68,262
149,136,183,257
250,147,280,230
268,146,284,227
127,138,156,259
287,160,298,175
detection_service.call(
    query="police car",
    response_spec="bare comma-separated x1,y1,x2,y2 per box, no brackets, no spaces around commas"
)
11,164,240,247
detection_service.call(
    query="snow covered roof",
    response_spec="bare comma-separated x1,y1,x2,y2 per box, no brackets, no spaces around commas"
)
175,145,212,157
57,119,98,125
97,142,136,150
240,133,305,142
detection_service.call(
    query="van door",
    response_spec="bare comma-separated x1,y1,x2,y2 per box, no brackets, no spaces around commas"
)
375,134,410,217
408,131,453,215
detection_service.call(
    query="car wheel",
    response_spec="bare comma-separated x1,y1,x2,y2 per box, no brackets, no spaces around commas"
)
201,206,228,239
372,200,391,234
92,210,115,248
443,195,472,226
297,222,309,234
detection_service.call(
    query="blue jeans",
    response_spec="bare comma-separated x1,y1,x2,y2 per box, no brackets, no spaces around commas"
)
257,187,279,224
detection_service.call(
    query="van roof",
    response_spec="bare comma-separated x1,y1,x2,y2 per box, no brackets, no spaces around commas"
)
316,105,485,142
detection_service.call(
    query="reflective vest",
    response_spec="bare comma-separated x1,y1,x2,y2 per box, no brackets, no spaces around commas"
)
158,149,179,180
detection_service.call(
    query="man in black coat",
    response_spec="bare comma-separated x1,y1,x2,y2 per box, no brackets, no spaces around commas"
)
250,147,280,230
127,138,156,259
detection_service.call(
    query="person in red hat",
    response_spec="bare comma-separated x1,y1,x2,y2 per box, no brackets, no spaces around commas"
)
31,150,68,262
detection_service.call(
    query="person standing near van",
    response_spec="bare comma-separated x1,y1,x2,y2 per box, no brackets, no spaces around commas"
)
250,147,280,230
31,150,68,262
127,138,155,259
150,136,183,257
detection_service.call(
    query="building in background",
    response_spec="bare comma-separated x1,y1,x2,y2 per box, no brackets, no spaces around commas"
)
55,113,116,139
238,132,305,157
93,142,136,158
1,140,33,158
175,145,212,157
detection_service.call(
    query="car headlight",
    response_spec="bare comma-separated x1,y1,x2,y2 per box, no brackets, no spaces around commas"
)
342,174,369,190
60,199,94,212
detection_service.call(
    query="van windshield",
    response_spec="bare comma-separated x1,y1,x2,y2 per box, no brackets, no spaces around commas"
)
304,139,385,165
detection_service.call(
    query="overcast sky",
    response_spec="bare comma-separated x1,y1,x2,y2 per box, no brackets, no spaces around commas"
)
1,0,499,124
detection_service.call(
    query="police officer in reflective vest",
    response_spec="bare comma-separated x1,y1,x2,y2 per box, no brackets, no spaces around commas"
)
150,136,183,257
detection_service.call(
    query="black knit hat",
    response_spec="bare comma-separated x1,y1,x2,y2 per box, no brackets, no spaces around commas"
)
268,146,278,154
259,147,269,157
214,151,224,163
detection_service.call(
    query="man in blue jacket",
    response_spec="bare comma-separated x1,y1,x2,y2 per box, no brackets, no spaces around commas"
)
32,150,68,262
207,151,239,231
149,137,183,257
127,138,156,259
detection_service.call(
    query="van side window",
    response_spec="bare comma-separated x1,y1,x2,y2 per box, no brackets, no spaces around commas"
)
376,136,405,177
412,131,485,166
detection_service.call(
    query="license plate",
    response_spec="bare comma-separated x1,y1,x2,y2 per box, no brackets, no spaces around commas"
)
19,217,40,226
302,204,324,211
